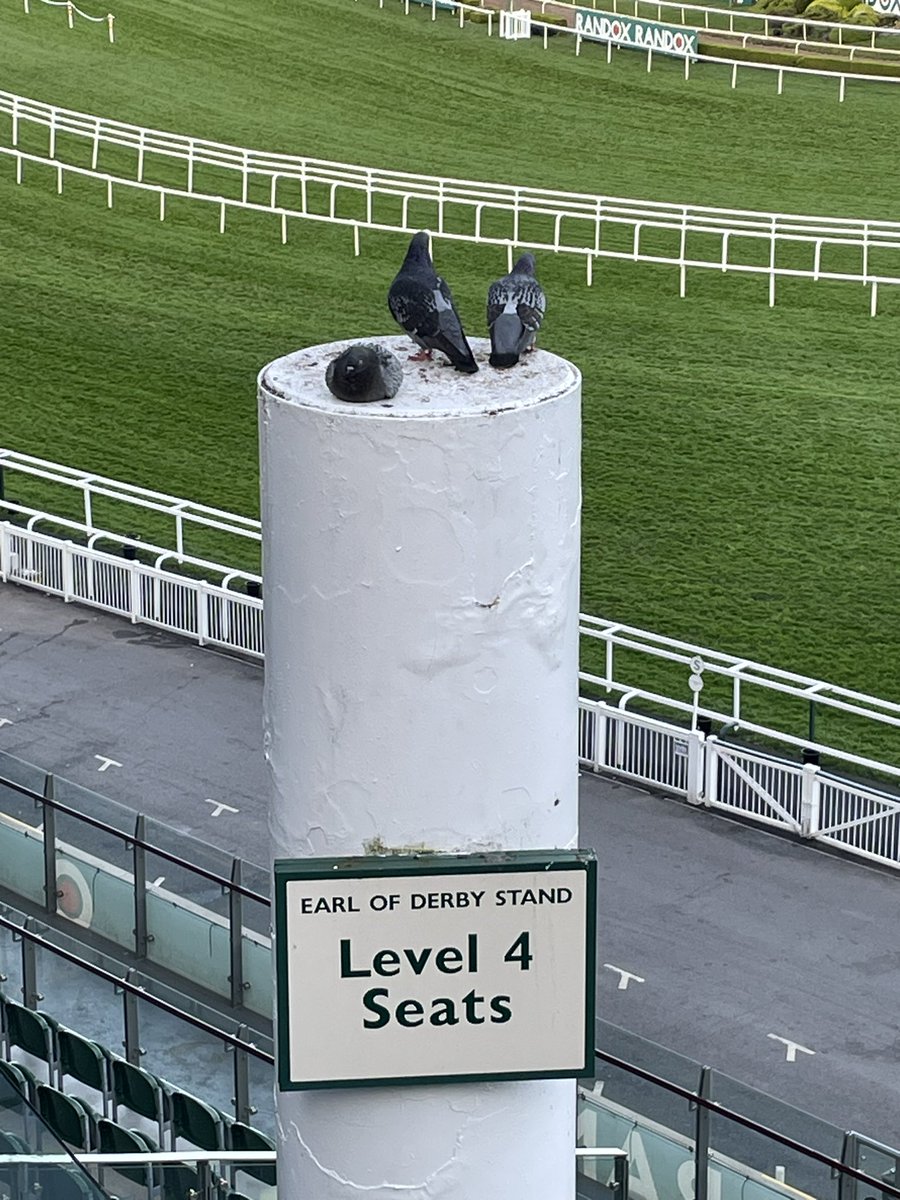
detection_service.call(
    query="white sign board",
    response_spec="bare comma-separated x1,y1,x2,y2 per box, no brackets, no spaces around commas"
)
275,851,596,1090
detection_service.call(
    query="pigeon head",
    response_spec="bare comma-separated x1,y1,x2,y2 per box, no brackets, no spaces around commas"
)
513,252,536,276
403,231,433,268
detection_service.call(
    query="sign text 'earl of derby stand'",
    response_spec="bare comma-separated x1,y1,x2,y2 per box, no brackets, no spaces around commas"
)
274,850,597,1090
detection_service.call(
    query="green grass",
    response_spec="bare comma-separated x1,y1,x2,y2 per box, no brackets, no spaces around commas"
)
4,0,900,759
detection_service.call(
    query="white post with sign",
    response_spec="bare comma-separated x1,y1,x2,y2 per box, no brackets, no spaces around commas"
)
259,334,583,1200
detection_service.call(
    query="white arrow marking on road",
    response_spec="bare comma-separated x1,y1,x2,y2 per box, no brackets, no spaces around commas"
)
94,755,122,772
768,1034,815,1063
205,799,239,818
0,718,12,728
603,963,646,991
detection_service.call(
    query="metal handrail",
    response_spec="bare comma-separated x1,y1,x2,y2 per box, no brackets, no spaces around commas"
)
0,773,268,905
593,1046,900,1200
0,911,273,1063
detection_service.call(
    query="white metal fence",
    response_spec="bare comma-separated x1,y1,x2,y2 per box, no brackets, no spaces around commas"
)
4,447,900,869
2,90,900,312
0,523,263,657
577,699,900,869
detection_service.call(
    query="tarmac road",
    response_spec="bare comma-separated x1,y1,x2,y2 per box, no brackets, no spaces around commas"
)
2,583,900,1162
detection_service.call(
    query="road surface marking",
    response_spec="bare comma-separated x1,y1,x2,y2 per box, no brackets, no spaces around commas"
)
94,755,122,772
150,876,166,889
768,1034,815,1062
205,799,239,818
604,963,646,991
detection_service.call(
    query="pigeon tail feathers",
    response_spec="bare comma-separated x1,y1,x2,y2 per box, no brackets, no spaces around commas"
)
489,313,526,369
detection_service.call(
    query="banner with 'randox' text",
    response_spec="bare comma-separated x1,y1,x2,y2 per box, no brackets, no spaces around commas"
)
575,8,699,58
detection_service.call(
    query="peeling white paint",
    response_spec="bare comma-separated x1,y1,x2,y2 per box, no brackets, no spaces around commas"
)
259,335,582,1199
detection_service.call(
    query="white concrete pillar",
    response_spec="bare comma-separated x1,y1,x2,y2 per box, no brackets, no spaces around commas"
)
258,334,582,1200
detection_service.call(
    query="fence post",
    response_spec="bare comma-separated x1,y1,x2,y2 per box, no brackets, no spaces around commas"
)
42,774,58,919
21,918,41,1009
0,523,9,580
198,580,208,645
703,735,718,808
800,758,820,838
62,541,74,601
594,704,607,772
129,560,140,623
692,1066,711,1200
686,729,704,805
120,968,143,1065
228,857,245,1008
232,1024,257,1125
132,813,150,958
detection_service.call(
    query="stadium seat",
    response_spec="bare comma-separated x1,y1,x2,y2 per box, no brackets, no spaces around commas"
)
37,1083,97,1152
227,1120,276,1186
111,1058,174,1147
31,1164,98,1200
0,1128,34,1196
160,1162,202,1200
5,1002,59,1083
171,1088,226,1151
58,1026,114,1116
97,1117,159,1193
0,1058,39,1108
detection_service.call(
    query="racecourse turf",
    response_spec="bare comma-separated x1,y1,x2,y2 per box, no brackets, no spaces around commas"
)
2,0,900,758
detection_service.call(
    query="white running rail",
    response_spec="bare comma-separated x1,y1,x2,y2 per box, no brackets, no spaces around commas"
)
2,91,899,311
533,0,900,54
20,0,115,41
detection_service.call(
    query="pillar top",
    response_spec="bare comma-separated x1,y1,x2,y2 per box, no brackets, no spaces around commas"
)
258,335,579,420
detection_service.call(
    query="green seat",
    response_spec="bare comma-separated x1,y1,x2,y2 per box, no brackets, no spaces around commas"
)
160,1162,202,1200
111,1058,174,1147
0,1129,34,1196
58,1026,113,1116
228,1121,276,1186
0,1059,37,1108
31,1165,98,1200
36,1083,96,1151
172,1088,225,1151
97,1117,158,1192
5,1003,58,1082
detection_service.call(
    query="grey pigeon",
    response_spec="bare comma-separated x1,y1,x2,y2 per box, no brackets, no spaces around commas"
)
387,232,478,374
325,343,404,403
486,252,546,369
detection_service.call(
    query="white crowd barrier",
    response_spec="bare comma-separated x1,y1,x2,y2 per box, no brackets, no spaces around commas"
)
577,700,900,870
20,0,115,41
4,448,900,873
1,90,899,311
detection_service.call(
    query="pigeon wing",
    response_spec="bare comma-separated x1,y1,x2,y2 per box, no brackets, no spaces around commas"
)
515,279,546,333
388,277,441,340
486,278,510,327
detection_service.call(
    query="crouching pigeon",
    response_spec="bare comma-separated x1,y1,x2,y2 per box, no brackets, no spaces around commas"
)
325,343,404,403
387,232,478,374
486,253,546,369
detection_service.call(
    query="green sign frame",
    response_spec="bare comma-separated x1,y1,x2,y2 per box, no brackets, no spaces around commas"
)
274,849,597,1091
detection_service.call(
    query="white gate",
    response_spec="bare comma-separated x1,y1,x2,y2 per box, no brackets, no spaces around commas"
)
499,8,532,38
